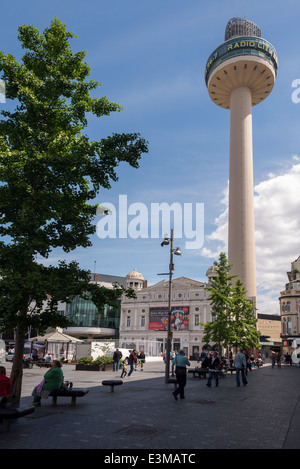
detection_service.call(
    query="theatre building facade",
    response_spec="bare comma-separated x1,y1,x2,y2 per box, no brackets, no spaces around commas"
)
119,268,215,358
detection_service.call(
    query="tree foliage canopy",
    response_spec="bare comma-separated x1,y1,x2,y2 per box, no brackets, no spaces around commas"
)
202,253,260,353
0,18,148,397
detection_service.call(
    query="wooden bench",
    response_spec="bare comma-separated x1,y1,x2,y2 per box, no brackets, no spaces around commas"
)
102,380,123,393
0,405,35,432
49,388,89,406
188,368,208,378
35,361,52,368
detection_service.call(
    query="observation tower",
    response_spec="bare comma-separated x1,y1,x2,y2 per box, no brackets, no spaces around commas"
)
205,17,278,302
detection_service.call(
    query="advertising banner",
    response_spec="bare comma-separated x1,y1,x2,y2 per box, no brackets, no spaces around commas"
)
149,306,189,331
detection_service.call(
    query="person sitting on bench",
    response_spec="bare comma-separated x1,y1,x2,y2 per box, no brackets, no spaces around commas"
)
0,366,12,399
32,360,63,406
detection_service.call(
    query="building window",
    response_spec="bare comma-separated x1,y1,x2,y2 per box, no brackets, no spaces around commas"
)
282,318,286,335
194,314,200,326
141,316,145,327
126,316,131,327
287,317,292,335
287,301,291,312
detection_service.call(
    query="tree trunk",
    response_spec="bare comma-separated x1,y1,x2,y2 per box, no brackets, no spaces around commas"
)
10,324,26,404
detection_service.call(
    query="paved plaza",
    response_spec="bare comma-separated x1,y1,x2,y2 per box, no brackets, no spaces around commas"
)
1,359,300,453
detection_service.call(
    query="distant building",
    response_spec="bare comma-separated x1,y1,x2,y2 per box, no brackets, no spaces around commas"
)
119,268,215,357
257,313,281,354
279,255,300,353
62,273,127,341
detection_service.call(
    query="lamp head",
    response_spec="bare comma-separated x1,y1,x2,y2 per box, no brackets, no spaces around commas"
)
161,233,170,247
174,247,182,256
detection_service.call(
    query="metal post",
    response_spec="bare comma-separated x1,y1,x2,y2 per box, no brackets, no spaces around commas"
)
165,229,174,384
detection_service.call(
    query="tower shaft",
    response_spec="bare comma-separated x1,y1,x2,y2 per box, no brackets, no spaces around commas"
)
205,17,278,303
228,86,256,299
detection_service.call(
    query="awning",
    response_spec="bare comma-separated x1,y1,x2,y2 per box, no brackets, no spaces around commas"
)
29,330,83,344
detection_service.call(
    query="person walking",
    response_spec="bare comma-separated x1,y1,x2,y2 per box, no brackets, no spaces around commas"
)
138,351,145,371
271,352,276,368
120,360,127,378
244,351,251,375
234,349,248,387
127,350,137,377
172,350,190,400
276,352,281,368
113,348,122,372
206,351,221,387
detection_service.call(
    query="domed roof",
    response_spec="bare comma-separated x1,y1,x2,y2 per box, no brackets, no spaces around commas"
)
206,265,218,278
126,268,144,280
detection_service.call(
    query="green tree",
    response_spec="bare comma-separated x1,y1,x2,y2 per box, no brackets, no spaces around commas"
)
228,279,260,350
202,252,260,354
202,252,235,354
0,18,148,400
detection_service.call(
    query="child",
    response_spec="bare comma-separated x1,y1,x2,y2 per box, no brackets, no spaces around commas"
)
120,361,127,378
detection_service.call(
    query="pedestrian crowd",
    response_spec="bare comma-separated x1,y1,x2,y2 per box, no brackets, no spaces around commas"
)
169,347,290,402
169,346,300,402
112,349,146,377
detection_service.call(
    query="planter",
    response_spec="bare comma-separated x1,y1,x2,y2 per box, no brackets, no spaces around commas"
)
75,364,100,371
101,364,113,371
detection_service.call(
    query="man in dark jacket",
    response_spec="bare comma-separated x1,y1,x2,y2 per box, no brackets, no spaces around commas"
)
206,351,221,387
113,349,122,372
127,350,137,377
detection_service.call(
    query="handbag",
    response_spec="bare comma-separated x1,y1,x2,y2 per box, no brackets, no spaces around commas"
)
34,379,45,394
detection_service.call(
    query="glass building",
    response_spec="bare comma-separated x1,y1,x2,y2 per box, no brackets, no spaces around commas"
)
66,296,121,330
63,273,127,340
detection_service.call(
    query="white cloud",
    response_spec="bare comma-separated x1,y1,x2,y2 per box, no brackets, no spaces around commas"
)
201,160,300,315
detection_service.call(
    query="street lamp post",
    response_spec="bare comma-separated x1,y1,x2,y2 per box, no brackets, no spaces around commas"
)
159,229,181,384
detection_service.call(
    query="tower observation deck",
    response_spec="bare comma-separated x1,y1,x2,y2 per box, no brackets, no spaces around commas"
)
205,18,278,302
205,17,278,109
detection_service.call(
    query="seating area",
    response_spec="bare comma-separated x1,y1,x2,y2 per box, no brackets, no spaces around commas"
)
0,405,35,432
102,380,123,393
49,388,89,406
34,360,52,368
188,365,238,378
188,367,208,378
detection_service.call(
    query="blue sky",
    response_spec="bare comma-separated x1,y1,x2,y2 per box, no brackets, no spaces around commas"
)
1,0,300,315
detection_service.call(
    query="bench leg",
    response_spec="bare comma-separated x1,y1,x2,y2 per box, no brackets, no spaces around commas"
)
110,386,114,393
52,395,57,406
71,396,77,406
